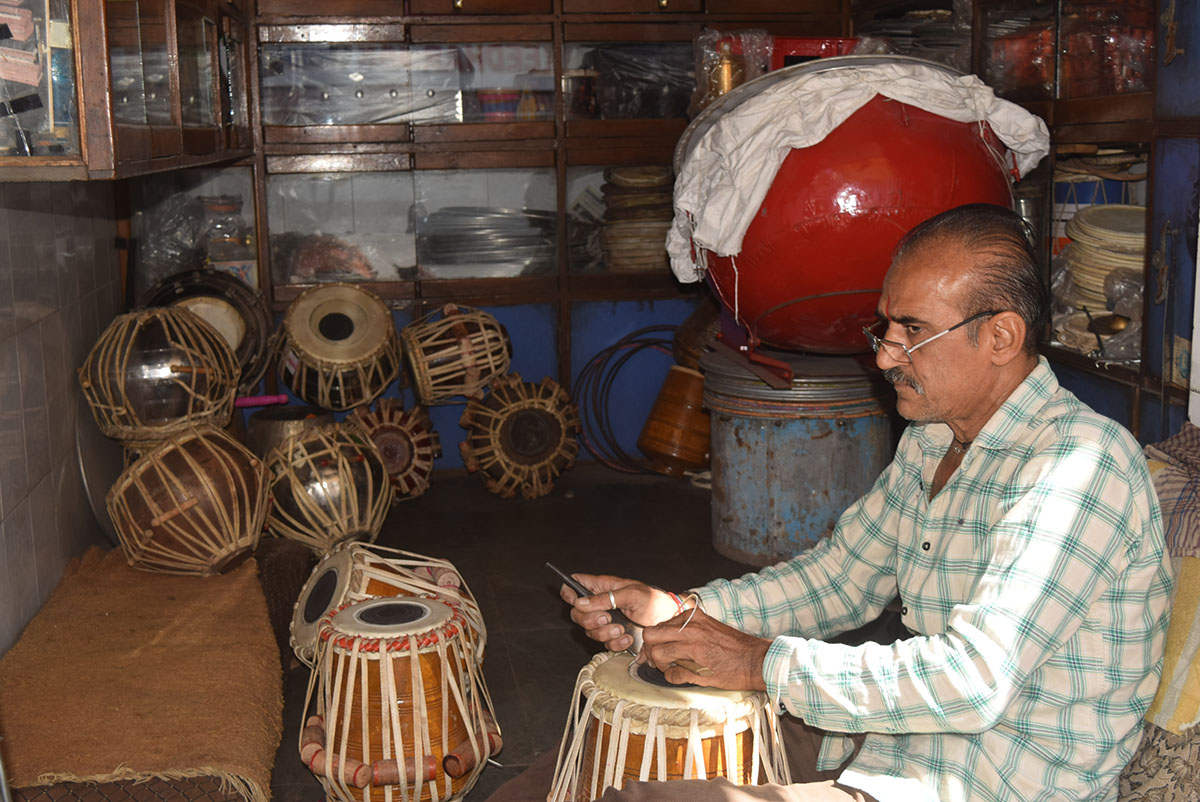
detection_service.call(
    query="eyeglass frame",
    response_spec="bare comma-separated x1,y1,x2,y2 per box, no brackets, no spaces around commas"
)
862,309,1003,363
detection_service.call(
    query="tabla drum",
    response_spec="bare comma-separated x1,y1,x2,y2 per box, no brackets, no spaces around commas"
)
290,542,486,668
303,597,501,802
458,374,580,500
277,284,401,411
636,366,710,477
264,422,393,554
78,307,238,449
106,424,267,575
245,404,335,460
139,268,274,394
348,399,442,499
401,304,512,404
549,652,790,802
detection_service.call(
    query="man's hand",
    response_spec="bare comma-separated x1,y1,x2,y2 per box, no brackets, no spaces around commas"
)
641,608,772,691
559,573,679,653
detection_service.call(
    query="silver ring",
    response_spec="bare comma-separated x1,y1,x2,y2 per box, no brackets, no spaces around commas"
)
608,591,617,609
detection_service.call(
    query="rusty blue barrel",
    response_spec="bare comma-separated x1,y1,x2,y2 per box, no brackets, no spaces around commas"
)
702,349,895,567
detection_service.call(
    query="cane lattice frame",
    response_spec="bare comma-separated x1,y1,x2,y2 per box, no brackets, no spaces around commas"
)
348,399,441,499
401,304,511,405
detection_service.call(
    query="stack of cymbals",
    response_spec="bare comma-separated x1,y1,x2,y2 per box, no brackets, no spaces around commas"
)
601,166,674,272
1063,204,1146,307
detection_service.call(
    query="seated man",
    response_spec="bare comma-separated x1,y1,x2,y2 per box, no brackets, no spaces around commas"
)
559,204,1174,802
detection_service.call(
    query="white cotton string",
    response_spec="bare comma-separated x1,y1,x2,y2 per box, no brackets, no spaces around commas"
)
656,721,667,782
639,706,659,782
602,701,626,792
548,671,591,802
750,706,762,785
588,714,604,801
723,724,737,785
685,709,703,780
613,709,633,791
731,254,741,325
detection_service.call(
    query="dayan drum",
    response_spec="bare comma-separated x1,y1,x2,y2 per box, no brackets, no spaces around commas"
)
265,422,393,554
106,424,267,575
79,307,238,448
277,283,401,411
303,597,501,802
401,304,512,404
458,374,580,500
549,652,790,802
140,268,274,395
348,398,442,499
290,542,486,669
245,404,335,460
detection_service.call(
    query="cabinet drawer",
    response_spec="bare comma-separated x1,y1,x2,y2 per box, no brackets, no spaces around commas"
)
256,0,402,16
563,0,702,12
410,0,551,12
707,0,840,12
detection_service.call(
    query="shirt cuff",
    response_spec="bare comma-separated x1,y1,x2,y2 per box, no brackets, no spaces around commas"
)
763,635,806,716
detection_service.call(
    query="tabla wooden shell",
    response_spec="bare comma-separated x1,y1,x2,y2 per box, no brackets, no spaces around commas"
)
245,404,335,460
265,422,394,554
549,652,790,802
139,268,275,395
672,296,722,371
636,366,710,477
106,424,267,575
458,374,580,500
348,399,442,499
277,284,401,411
305,597,499,802
401,304,512,404
290,542,486,669
78,307,238,449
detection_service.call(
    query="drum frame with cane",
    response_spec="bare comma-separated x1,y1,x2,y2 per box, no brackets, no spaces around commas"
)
401,303,512,404
348,398,442,499
549,651,790,802
277,283,401,411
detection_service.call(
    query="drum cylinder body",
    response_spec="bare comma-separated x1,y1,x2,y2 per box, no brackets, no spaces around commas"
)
637,366,710,476
702,350,894,567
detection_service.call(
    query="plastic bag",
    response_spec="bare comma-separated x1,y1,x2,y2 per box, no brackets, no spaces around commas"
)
689,29,772,116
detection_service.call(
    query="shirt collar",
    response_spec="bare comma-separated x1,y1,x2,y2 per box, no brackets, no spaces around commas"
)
915,357,1060,453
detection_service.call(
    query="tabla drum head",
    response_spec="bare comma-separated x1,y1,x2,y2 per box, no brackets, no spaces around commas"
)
284,284,393,364
591,651,755,729
175,296,248,353
290,545,355,666
325,596,453,647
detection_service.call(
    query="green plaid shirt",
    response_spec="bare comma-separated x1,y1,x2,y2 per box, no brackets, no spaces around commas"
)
694,358,1173,802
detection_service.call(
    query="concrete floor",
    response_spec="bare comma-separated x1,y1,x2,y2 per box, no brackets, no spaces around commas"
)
270,462,757,802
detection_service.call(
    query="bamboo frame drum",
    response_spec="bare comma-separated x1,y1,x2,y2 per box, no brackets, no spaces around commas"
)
78,307,238,449
140,268,275,395
304,597,500,802
265,423,394,554
291,542,486,668
106,424,268,575
348,399,442,499
549,652,790,802
277,284,401,411
459,374,580,500
636,366,711,477
401,304,512,404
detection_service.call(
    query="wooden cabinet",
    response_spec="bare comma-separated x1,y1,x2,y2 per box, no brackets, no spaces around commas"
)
0,0,252,180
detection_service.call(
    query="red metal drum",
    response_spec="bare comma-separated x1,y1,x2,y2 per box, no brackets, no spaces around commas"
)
696,77,1016,354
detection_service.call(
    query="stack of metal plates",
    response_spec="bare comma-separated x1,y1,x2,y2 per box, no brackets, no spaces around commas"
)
417,206,556,278
1063,204,1145,306
601,166,674,272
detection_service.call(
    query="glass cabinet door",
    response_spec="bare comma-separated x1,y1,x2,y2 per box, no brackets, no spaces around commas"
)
139,0,179,156
0,0,79,156
409,43,554,125
563,42,692,120
175,0,220,152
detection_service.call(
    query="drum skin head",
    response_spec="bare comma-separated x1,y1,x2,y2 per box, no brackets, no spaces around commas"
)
593,651,751,713
328,596,453,642
284,284,393,363
290,545,355,666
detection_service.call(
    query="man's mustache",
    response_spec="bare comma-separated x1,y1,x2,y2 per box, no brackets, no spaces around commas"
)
883,367,924,394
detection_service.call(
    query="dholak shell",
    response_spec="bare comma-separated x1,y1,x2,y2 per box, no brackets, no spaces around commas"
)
245,404,335,460
277,284,401,411
401,304,512,404
78,307,238,449
458,374,580,500
348,399,442,499
290,542,486,668
139,268,274,395
548,652,790,801
106,424,267,575
637,366,710,476
305,597,500,802
672,296,722,370
265,422,394,554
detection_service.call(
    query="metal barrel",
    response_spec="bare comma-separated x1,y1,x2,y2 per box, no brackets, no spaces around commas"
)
701,349,895,567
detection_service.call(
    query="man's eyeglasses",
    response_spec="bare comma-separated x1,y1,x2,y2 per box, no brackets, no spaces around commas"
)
863,310,1002,364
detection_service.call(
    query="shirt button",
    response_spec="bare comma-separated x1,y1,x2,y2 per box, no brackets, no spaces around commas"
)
957,518,965,526
901,606,909,616
922,541,931,551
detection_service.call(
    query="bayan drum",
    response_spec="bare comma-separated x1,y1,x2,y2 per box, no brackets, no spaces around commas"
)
79,307,238,448
549,652,790,802
348,399,442,499
265,422,393,554
245,404,335,460
637,365,711,477
401,304,512,404
140,268,274,394
290,542,486,668
304,597,500,802
277,284,401,411
106,424,267,575
458,374,580,500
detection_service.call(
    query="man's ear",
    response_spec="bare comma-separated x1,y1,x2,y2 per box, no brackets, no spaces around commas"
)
988,311,1027,366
